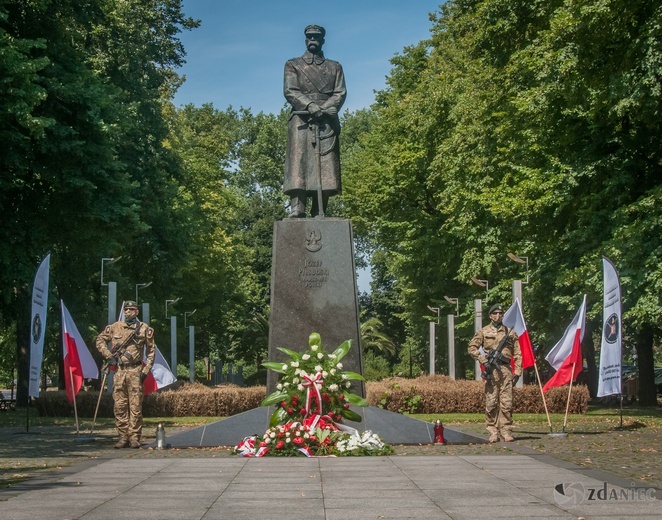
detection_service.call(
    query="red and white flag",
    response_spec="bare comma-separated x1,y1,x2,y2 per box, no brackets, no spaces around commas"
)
143,346,176,396
502,298,536,369
61,301,99,403
542,295,587,392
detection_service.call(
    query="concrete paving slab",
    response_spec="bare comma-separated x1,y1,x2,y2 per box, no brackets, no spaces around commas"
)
0,452,658,520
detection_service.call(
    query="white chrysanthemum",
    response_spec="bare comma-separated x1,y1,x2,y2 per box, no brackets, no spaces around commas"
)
276,383,283,390
314,365,323,373
330,369,336,375
294,368,301,376
286,438,291,443
336,362,343,369
292,377,300,384
269,432,276,439
329,384,339,391
282,364,288,371
311,344,319,352
283,382,290,387
341,374,348,380
317,353,324,359
291,361,299,368
322,371,328,378
302,353,310,360
345,381,351,388
297,384,304,391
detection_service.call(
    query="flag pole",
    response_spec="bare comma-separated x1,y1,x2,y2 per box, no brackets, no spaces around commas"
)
69,366,80,434
89,370,108,436
533,362,553,432
562,363,576,433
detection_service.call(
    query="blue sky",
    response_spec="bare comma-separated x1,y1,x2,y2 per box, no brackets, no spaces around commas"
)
173,0,442,114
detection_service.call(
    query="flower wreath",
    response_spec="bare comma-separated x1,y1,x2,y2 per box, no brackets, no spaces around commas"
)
233,333,392,457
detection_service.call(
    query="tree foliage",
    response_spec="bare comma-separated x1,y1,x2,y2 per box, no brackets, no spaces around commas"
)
342,0,662,402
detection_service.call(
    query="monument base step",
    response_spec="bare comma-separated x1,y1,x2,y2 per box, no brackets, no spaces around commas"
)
160,406,486,447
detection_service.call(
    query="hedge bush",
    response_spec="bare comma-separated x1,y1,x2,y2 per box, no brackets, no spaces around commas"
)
33,376,589,417
367,375,590,414
34,382,265,418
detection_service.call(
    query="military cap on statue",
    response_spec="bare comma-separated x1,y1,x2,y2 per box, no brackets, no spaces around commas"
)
488,304,504,314
123,300,139,309
304,24,325,37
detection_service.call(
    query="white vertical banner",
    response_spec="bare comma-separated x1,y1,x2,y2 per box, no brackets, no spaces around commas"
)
597,257,622,397
29,254,51,398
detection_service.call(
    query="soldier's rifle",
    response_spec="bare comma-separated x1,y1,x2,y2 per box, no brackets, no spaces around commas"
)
481,326,511,382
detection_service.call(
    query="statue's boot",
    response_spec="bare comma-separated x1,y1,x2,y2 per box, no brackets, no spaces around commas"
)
288,196,306,218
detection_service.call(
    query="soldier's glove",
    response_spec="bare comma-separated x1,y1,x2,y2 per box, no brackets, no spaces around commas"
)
512,374,520,385
140,372,147,384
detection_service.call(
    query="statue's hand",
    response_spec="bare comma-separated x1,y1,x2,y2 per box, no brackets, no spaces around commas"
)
324,107,338,117
307,103,322,117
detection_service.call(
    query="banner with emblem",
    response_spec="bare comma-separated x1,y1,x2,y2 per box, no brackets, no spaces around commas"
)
597,257,622,397
29,254,51,398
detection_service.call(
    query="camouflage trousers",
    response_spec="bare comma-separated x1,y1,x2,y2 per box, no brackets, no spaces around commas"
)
113,364,144,442
484,363,514,436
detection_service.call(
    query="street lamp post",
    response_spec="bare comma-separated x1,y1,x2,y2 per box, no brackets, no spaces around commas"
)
135,281,152,304
101,256,121,393
185,310,197,382
443,297,459,380
508,253,529,389
427,306,440,376
471,277,489,382
471,277,489,305
136,281,152,324
166,298,181,376
101,257,122,325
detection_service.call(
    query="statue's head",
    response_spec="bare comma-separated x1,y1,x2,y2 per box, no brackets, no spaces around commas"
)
304,25,325,53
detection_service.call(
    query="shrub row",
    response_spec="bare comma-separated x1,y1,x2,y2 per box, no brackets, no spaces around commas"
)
34,382,265,418
34,376,590,417
367,375,590,414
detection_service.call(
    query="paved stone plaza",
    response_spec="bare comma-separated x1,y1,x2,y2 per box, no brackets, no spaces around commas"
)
0,453,658,519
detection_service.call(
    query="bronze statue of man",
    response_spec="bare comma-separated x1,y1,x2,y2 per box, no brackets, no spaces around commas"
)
284,25,346,218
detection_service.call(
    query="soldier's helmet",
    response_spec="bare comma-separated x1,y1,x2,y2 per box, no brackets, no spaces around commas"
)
123,300,139,309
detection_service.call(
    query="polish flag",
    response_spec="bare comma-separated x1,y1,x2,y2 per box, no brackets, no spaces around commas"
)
61,301,99,403
502,299,536,369
542,295,587,392
143,346,176,396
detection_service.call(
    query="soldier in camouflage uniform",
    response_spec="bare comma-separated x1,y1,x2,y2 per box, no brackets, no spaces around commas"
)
468,304,522,443
96,301,155,448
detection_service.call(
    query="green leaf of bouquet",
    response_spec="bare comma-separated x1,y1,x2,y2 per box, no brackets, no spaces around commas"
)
344,392,369,407
309,332,321,348
340,408,363,422
262,361,287,373
331,339,351,361
261,391,289,407
341,371,365,381
269,407,288,428
276,347,300,360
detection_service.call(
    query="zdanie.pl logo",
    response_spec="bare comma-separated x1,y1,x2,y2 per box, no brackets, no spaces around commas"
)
554,482,657,508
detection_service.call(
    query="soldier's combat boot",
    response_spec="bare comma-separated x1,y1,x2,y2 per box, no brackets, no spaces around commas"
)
114,439,129,449
129,439,141,449
501,432,515,442
488,433,499,443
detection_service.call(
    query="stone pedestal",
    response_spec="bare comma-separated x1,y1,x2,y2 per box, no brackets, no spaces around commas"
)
267,218,364,397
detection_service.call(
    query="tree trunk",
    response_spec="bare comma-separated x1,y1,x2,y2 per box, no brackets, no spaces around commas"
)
634,324,657,406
